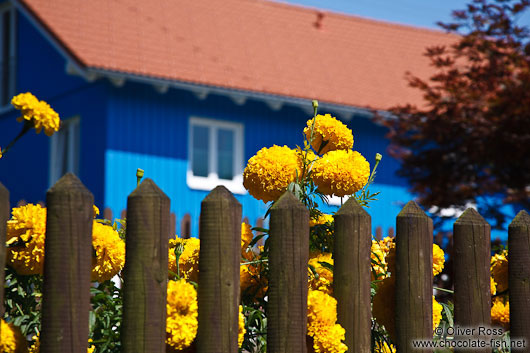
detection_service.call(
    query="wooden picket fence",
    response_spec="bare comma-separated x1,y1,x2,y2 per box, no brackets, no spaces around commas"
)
0,173,529,353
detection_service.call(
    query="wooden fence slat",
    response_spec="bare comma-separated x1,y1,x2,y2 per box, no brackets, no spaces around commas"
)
0,182,9,319
508,210,530,349
395,201,433,353
197,186,241,353
267,191,309,353
41,173,94,352
334,198,371,353
122,178,170,353
453,208,491,353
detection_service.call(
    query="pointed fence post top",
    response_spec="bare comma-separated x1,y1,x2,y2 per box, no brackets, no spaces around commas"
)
270,191,306,210
47,173,92,196
128,178,169,200
454,208,488,226
396,200,428,219
335,197,369,216
202,185,240,206
509,210,530,227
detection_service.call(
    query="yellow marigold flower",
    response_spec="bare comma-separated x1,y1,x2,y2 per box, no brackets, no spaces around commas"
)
374,341,396,353
371,239,388,280
433,244,445,276
241,247,268,299
308,251,334,295
241,222,253,251
307,290,347,353
433,297,443,330
491,251,508,293
311,150,370,197
28,333,94,353
491,277,497,296
304,114,354,155
243,145,302,203
168,237,200,282
12,92,60,136
166,279,198,351
92,205,100,218
0,319,28,353
491,297,509,330
238,305,246,347
6,204,47,275
307,290,338,335
309,213,333,227
310,324,348,353
372,276,442,341
91,221,125,282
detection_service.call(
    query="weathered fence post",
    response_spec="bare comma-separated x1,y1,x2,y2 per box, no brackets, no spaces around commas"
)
197,186,241,353
0,182,9,319
267,191,309,353
508,210,530,350
122,179,170,353
453,208,491,352
333,198,371,353
41,173,93,352
395,201,433,353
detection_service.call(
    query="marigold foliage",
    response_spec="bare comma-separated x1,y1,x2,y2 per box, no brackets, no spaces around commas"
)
6,204,47,275
12,92,60,136
304,114,354,154
166,279,198,350
0,319,27,353
371,239,390,280
311,150,370,197
308,251,334,295
168,237,200,282
491,297,510,330
307,290,347,353
91,221,125,282
243,145,302,203
491,250,508,293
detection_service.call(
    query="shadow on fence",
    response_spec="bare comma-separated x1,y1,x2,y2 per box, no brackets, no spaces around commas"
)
1,173,529,352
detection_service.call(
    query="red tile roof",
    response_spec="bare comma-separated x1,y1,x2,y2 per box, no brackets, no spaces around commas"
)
19,0,456,110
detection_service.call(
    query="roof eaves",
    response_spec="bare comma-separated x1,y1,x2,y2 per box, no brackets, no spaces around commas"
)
85,67,378,121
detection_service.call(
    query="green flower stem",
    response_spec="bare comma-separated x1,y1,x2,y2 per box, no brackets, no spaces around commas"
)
240,259,269,266
434,286,454,294
1,121,32,157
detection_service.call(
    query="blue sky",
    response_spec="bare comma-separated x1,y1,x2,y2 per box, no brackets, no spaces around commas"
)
280,0,530,30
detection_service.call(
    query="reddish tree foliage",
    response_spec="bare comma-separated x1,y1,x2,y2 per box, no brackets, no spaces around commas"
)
377,0,530,226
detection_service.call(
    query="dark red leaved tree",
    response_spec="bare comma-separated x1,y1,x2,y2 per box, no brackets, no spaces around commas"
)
377,0,530,228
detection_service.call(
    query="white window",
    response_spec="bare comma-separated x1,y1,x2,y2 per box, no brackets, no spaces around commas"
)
49,117,80,185
187,117,245,194
0,4,16,107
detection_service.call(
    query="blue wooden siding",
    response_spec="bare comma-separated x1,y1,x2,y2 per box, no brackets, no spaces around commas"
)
0,11,108,207
104,81,415,236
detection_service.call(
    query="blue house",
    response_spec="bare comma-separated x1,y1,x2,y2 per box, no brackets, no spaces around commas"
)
0,0,461,237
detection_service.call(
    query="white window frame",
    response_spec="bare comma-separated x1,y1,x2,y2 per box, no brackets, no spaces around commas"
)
0,3,16,109
187,116,245,194
49,116,81,186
